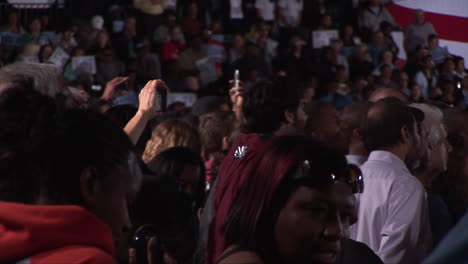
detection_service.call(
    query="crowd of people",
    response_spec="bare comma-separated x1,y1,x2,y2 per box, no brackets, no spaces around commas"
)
0,0,468,264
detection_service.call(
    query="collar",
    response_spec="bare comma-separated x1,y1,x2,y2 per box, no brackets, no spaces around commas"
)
367,150,410,173
346,155,368,166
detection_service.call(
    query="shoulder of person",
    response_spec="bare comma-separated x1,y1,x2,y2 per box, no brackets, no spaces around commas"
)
32,245,115,264
217,249,263,264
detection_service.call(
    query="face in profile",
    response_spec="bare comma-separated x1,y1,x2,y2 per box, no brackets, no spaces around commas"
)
274,182,351,264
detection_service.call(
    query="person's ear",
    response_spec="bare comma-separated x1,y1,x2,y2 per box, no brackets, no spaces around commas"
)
285,110,294,124
222,136,230,151
80,167,101,206
401,125,410,144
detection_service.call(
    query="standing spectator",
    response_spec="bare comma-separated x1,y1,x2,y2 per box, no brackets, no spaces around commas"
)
277,0,303,48
153,11,178,48
76,15,104,50
253,22,278,73
227,33,244,65
182,2,203,39
89,30,112,55
340,24,361,58
55,26,78,54
373,49,397,76
349,44,374,80
113,16,138,63
427,35,450,65
414,55,438,99
0,10,25,33
231,42,269,88
358,0,397,35
176,36,209,75
96,48,126,85
351,98,432,263
439,58,457,82
134,0,167,38
405,9,437,53
375,64,399,89
226,0,246,33
275,35,311,82
255,0,275,24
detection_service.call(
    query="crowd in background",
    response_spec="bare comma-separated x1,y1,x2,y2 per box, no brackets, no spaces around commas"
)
0,0,468,264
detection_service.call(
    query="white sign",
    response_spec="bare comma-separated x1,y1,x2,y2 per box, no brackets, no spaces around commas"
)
47,47,70,68
71,56,96,75
167,92,198,107
311,30,339,49
391,31,407,60
195,56,218,86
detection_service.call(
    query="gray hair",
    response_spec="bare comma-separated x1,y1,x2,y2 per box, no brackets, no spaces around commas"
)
0,63,64,98
410,103,444,147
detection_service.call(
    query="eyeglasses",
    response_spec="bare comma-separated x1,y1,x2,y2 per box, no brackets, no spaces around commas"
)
300,161,364,194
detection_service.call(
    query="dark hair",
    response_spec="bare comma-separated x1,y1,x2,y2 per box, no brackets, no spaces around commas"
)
199,111,236,157
222,135,348,261
428,34,438,42
362,97,417,151
243,78,301,134
0,88,133,204
146,146,205,210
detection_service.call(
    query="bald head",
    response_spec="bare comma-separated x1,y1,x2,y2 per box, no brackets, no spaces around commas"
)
369,87,409,104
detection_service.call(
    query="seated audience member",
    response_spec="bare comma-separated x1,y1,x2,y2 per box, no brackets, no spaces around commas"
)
0,87,142,264
216,135,358,263
374,64,399,89
351,98,432,263
146,147,205,210
454,56,467,79
409,83,425,103
439,58,457,82
161,26,186,63
38,44,54,63
198,111,237,188
349,44,374,79
427,35,450,65
56,25,78,54
21,18,50,47
411,104,453,245
96,48,126,86
176,36,208,75
89,30,112,55
340,101,373,166
142,119,201,163
202,79,307,264
369,87,409,103
367,31,388,67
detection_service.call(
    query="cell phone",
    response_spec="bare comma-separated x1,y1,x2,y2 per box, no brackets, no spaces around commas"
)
155,82,167,113
133,232,164,264
234,69,240,88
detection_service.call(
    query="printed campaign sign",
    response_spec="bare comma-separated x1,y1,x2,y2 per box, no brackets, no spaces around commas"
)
47,47,70,68
0,32,23,50
311,30,339,49
167,92,198,107
195,56,218,86
71,56,96,75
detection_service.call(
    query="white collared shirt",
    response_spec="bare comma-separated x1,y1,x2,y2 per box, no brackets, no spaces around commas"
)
346,154,368,166
350,151,432,264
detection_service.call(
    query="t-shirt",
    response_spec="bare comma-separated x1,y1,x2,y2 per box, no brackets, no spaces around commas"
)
255,0,275,22
230,0,244,19
278,0,303,27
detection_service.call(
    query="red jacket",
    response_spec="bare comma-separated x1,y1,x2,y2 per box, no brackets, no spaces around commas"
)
0,202,116,264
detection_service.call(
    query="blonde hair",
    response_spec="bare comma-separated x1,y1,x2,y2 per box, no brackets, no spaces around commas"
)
142,119,201,163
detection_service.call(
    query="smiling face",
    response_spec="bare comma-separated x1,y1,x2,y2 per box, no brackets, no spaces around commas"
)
274,182,350,264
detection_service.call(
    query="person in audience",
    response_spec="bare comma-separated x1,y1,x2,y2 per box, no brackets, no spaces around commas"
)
21,18,50,47
351,98,432,263
202,78,308,264
340,101,373,166
405,9,437,53
0,9,25,33
410,83,425,103
113,16,138,63
427,35,450,65
38,44,53,63
411,103,453,246
142,118,201,164
216,135,358,263
198,111,237,189
0,87,142,264
358,0,397,34
56,25,78,54
414,55,438,99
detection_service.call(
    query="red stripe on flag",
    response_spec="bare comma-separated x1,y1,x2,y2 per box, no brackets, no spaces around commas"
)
388,4,468,43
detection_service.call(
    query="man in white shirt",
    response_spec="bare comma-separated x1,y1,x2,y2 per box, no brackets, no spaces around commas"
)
278,0,303,29
351,98,432,264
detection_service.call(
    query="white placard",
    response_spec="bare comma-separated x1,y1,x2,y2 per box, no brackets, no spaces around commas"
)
71,56,96,75
0,32,23,50
47,47,69,68
195,56,218,86
391,31,407,60
311,30,339,49
167,92,198,107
